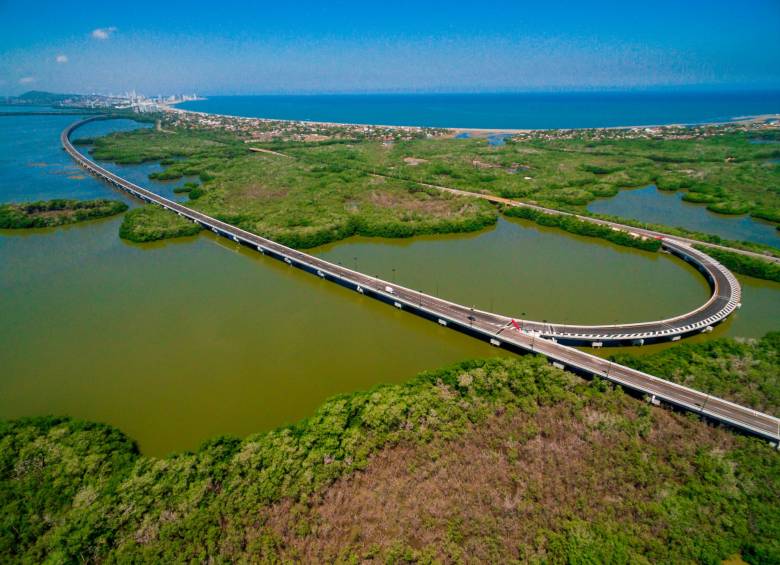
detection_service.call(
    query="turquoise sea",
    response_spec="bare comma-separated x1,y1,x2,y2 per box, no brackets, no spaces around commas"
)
178,91,780,129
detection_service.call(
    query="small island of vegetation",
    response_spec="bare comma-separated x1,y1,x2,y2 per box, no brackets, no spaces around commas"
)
0,198,128,229
119,204,203,242
1,334,778,563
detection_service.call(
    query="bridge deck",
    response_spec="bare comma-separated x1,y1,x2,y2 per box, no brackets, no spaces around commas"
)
62,117,778,443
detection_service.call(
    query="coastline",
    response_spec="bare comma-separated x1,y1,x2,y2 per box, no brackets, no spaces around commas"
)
161,98,780,135
446,113,780,135
161,101,436,133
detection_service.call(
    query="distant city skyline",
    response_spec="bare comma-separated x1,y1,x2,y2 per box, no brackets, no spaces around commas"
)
1,0,779,96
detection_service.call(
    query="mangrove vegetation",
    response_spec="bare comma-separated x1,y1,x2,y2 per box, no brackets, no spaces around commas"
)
503,206,663,252
612,331,780,414
693,245,780,283
88,122,779,258
0,199,127,229
1,339,779,563
119,205,202,243
92,128,498,248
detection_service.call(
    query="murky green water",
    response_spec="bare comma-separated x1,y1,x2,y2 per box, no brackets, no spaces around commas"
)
1,221,511,456
313,217,709,326
2,114,778,456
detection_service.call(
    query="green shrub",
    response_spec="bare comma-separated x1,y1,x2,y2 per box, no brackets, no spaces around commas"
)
588,184,620,197
655,175,694,191
149,170,183,181
580,163,621,175
119,205,202,242
694,245,780,282
590,212,780,258
707,201,752,215
188,185,206,199
172,182,200,194
504,206,662,252
682,192,719,204
752,208,780,224
612,332,780,413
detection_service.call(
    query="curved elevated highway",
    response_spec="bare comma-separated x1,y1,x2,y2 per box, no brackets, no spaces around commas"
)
517,240,742,347
62,117,778,444
382,183,745,347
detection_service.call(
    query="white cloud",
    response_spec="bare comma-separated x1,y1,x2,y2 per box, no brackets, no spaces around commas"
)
91,27,117,40
56,54,68,64
19,76,36,84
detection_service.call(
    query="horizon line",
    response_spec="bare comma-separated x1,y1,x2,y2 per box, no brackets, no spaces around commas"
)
5,85,780,99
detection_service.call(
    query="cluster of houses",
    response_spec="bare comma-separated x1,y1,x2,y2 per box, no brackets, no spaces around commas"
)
509,116,780,143
160,106,447,142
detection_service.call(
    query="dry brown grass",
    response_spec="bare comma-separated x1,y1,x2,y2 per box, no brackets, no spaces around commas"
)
236,183,290,201
243,397,735,563
366,190,478,218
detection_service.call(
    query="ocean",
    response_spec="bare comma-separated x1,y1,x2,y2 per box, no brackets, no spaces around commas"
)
177,91,780,130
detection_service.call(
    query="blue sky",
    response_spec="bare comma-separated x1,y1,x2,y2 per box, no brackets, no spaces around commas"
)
1,0,779,95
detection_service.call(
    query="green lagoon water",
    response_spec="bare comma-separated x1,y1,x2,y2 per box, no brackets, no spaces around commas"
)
2,112,779,455
588,184,780,249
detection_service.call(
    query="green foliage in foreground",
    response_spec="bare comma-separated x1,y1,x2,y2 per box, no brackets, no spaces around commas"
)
612,332,780,414
694,245,780,283
2,344,779,563
0,418,138,561
119,205,202,243
0,199,128,229
503,205,662,252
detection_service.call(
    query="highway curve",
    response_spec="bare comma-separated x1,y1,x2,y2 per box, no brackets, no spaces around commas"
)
61,117,779,443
